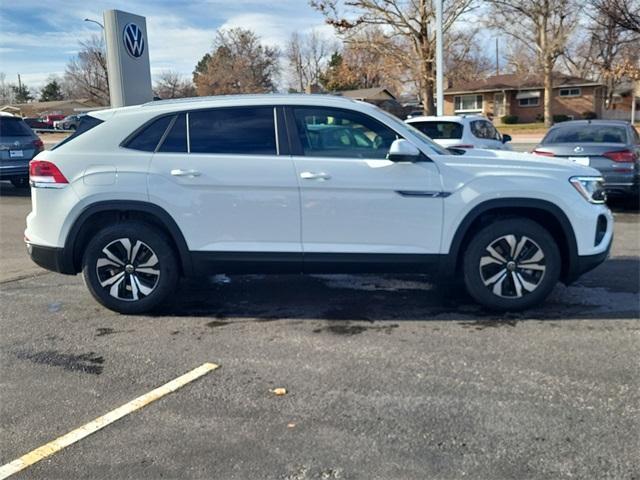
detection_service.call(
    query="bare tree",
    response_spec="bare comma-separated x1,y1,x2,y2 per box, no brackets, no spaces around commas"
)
0,73,15,104
564,3,639,106
286,30,335,92
154,71,197,99
193,28,280,96
487,0,581,126
312,0,477,115
592,0,640,33
63,35,109,105
445,29,493,86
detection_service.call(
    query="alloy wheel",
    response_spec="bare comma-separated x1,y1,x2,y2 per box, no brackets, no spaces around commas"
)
95,238,160,301
479,234,546,299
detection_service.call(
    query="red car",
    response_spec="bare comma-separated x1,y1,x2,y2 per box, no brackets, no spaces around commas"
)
40,114,65,128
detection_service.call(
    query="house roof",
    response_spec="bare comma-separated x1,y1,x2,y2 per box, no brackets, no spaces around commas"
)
336,87,396,101
2,99,103,117
446,73,602,94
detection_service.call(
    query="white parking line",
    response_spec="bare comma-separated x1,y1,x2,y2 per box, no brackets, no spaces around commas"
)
0,362,219,479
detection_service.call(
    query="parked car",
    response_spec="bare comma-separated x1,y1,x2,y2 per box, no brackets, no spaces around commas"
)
532,120,640,198
25,95,612,314
0,112,44,188
23,117,50,130
405,115,513,151
40,114,65,128
54,114,84,130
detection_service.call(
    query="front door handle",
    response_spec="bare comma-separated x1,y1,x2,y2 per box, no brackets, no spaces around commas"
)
300,171,331,181
171,169,201,177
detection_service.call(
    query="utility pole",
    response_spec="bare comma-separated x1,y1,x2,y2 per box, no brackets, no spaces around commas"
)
435,0,444,116
17,74,22,92
495,38,499,76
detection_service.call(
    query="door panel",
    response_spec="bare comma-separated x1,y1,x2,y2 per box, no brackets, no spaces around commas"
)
293,156,443,253
287,106,444,255
147,107,301,253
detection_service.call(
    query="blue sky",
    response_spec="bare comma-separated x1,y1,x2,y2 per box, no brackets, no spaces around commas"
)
0,0,335,89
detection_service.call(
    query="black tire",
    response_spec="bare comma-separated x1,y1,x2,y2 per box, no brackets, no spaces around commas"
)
463,218,561,311
82,222,179,314
11,177,29,189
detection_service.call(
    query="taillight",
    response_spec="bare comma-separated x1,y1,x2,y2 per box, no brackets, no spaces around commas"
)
32,138,44,154
29,160,68,187
532,150,555,157
451,144,474,149
603,150,636,163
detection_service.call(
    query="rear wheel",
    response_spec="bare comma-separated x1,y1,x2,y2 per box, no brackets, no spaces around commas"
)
463,218,561,311
82,222,179,314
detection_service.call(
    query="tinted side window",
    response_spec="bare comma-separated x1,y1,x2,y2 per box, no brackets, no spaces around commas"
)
158,113,187,153
293,107,398,159
410,121,462,139
189,107,276,155
124,115,173,151
51,115,103,150
470,120,499,140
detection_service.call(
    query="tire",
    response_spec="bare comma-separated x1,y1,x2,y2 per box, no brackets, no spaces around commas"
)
82,222,179,314
11,177,29,189
462,218,561,311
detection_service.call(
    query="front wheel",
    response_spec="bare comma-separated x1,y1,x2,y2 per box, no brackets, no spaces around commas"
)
463,218,561,311
82,222,179,314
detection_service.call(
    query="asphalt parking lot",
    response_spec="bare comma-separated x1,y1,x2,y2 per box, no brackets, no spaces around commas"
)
1,183,638,480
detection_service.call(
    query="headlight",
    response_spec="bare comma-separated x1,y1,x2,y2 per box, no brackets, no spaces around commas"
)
569,176,606,204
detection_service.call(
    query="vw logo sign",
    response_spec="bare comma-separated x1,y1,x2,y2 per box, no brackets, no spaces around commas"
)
123,23,145,58
573,146,584,153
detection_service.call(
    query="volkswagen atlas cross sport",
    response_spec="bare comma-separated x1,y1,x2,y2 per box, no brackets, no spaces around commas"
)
25,95,613,314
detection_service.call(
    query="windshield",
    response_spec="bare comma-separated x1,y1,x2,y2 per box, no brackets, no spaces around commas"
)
372,107,449,156
543,124,628,144
0,117,33,137
408,121,463,140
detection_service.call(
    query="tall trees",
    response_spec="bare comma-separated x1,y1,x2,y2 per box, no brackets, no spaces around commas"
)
193,28,280,96
154,71,196,99
592,0,640,33
487,0,580,126
312,0,477,114
286,30,334,92
39,78,64,102
63,35,109,105
11,83,33,103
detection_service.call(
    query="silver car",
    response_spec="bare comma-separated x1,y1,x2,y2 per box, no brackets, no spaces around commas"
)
533,120,640,198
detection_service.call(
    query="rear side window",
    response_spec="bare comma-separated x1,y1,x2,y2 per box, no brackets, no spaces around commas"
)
158,113,187,153
543,125,628,144
409,121,462,139
51,115,103,150
189,107,277,155
0,117,33,136
470,120,500,140
124,115,173,151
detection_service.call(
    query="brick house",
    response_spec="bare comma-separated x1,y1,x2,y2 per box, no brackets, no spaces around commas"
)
444,74,605,124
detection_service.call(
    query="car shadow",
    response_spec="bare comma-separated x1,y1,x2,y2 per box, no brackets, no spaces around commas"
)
0,182,31,197
152,257,639,326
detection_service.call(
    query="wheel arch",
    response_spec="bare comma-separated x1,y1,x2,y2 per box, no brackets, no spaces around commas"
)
62,200,193,276
443,198,579,283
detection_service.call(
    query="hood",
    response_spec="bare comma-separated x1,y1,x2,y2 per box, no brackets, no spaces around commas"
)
438,148,601,177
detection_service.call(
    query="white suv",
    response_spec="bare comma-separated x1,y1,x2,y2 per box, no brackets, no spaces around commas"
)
406,115,513,151
25,95,612,313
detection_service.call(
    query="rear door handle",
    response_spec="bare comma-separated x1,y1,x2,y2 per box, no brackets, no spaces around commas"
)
171,169,201,177
300,171,331,181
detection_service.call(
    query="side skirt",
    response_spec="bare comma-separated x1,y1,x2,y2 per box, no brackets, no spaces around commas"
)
189,252,443,275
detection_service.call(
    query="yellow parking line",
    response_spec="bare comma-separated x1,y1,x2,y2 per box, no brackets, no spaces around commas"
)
0,362,219,479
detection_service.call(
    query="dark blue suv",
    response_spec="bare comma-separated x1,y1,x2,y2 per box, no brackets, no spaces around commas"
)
0,113,44,188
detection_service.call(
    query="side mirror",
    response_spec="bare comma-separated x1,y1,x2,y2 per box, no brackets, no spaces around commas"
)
387,139,422,162
502,134,512,144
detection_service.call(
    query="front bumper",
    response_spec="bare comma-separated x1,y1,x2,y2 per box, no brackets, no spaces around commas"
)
571,234,613,281
26,243,75,274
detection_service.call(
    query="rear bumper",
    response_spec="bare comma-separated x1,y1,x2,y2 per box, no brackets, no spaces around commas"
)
0,164,29,178
26,243,75,275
